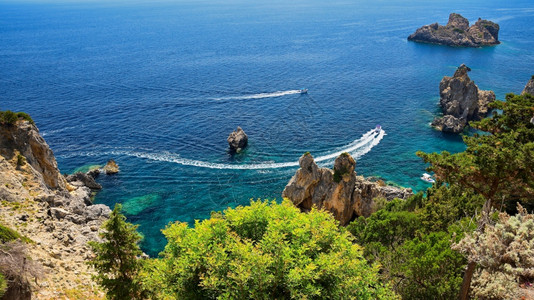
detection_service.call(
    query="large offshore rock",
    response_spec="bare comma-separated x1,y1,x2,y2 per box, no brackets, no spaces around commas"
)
283,153,412,225
432,64,495,133
408,13,500,47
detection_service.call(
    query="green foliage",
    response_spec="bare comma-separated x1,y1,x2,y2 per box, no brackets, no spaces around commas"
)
388,231,466,300
16,154,26,167
0,272,6,298
453,28,465,34
0,110,33,126
418,185,485,233
417,93,534,210
0,224,31,244
88,204,146,300
146,199,397,300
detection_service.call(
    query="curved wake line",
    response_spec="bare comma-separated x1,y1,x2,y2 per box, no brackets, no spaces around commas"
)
101,128,385,170
212,90,301,101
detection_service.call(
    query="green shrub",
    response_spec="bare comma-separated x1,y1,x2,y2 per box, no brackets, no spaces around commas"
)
0,273,6,298
16,154,26,167
146,199,398,299
1,111,18,126
16,112,33,124
0,224,31,244
453,28,465,34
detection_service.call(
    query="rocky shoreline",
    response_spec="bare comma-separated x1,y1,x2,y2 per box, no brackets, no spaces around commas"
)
0,121,111,299
408,13,499,47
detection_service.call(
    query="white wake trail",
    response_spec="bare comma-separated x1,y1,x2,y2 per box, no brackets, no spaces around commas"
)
103,128,385,170
212,90,301,101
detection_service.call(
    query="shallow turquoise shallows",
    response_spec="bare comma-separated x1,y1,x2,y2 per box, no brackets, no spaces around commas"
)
2,0,533,256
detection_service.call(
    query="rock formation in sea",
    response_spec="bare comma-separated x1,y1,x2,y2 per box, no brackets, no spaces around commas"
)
432,64,495,133
227,126,248,153
0,119,111,298
408,13,500,47
282,153,413,225
103,159,119,174
522,76,534,96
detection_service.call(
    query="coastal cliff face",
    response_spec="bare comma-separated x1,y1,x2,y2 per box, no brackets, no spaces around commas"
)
432,64,495,133
522,77,534,96
408,13,500,47
282,153,413,225
0,120,110,299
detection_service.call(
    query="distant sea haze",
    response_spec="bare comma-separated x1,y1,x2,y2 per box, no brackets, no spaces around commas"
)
1,0,533,255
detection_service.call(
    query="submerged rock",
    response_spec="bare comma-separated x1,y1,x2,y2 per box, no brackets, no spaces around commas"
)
282,153,412,225
103,159,119,174
432,64,495,133
408,13,500,47
227,126,248,153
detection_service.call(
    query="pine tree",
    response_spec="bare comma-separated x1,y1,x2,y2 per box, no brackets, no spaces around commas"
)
88,204,145,300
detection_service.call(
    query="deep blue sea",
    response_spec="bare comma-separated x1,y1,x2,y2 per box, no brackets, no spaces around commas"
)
1,0,534,255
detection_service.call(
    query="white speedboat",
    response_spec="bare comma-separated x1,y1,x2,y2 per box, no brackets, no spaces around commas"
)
375,125,382,132
421,173,435,183
299,88,308,94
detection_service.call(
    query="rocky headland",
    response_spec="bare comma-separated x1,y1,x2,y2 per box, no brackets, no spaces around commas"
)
282,152,413,225
408,13,500,47
227,126,248,153
432,64,495,133
0,120,111,299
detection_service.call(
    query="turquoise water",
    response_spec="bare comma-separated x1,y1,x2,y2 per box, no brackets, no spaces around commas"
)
1,0,534,256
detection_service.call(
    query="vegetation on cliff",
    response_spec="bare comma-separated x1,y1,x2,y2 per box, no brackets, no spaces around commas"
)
0,110,34,126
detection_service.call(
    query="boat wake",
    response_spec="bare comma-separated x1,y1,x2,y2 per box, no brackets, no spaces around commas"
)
212,90,301,101
98,128,385,170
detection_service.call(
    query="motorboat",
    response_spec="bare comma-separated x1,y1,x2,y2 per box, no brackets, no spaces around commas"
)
421,173,435,183
375,125,382,132
299,88,308,94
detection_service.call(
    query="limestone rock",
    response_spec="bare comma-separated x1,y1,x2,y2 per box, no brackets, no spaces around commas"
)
283,153,412,225
103,159,119,174
408,13,500,47
0,121,67,190
227,127,248,152
522,77,534,96
66,172,102,190
433,64,495,133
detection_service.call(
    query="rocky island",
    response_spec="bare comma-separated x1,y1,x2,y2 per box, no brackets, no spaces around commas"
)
408,13,500,47
282,152,412,225
432,64,495,133
227,126,248,153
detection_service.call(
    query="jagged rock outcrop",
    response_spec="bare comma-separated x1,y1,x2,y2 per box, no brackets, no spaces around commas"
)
408,13,500,47
522,76,534,96
227,126,248,153
66,172,102,190
103,159,119,174
0,121,67,190
282,153,412,225
0,119,110,299
432,64,495,133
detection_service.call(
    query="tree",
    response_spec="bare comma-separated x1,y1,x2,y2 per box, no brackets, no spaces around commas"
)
88,204,145,300
145,199,398,299
417,93,534,298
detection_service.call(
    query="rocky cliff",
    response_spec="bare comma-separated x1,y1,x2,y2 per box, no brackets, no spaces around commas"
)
282,153,413,225
432,64,495,133
522,76,534,96
0,120,110,299
408,13,500,47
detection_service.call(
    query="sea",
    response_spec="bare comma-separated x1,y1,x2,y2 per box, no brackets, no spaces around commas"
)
1,0,533,256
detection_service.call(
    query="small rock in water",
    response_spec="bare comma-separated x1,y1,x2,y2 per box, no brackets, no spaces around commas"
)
103,159,119,174
227,126,248,153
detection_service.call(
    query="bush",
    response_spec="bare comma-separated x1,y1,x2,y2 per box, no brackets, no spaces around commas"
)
0,241,43,299
146,199,398,299
16,154,25,167
452,205,534,299
0,111,33,126
0,224,31,244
